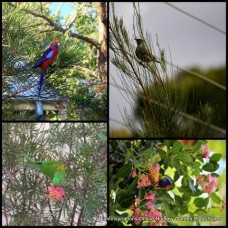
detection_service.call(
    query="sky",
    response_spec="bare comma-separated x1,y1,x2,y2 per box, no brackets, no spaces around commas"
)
109,2,226,131
50,2,74,18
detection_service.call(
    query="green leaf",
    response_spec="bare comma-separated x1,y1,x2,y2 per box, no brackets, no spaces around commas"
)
202,162,219,172
182,193,191,201
179,204,188,214
174,170,180,182
117,191,135,208
162,203,176,217
138,188,145,199
175,160,187,175
115,164,132,178
193,189,203,197
139,148,155,161
176,153,193,164
181,176,188,187
128,177,138,192
191,141,202,152
163,157,169,169
194,197,209,207
194,209,208,216
210,193,221,204
168,142,183,155
151,153,161,163
192,167,201,176
192,161,201,168
167,221,178,226
158,149,166,159
175,195,182,208
115,208,133,217
210,153,222,162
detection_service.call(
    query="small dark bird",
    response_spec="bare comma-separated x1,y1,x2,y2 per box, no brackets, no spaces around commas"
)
135,38,160,63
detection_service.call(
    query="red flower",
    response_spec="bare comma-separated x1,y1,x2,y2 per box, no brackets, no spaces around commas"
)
44,185,65,203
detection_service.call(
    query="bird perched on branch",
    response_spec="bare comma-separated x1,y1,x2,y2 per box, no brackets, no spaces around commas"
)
33,40,60,97
22,153,65,186
135,38,160,63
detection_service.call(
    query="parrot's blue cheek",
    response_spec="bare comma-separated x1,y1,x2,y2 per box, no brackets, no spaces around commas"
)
159,177,173,189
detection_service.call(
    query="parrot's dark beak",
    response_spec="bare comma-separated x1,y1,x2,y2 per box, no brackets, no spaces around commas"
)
55,43,60,48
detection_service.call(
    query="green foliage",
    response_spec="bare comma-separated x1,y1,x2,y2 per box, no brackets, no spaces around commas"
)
173,66,226,129
2,123,107,226
68,86,107,120
109,140,226,226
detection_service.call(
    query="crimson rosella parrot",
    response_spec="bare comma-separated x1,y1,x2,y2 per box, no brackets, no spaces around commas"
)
33,40,60,97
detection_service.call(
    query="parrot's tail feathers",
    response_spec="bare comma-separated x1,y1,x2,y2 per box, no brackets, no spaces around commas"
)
38,71,46,97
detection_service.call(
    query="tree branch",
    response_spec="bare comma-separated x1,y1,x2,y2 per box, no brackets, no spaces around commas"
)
24,9,64,32
24,9,99,49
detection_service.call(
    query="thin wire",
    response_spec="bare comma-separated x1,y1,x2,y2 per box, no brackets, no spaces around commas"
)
165,2,226,35
165,60,226,91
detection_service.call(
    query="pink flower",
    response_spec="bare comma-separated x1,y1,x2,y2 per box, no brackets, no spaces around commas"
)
135,197,141,206
201,144,210,158
147,208,167,226
152,209,163,218
196,174,218,195
129,204,135,211
44,185,65,203
204,174,218,194
132,208,142,225
130,194,167,226
132,170,137,178
196,176,205,185
144,192,155,202
146,200,154,209
148,164,160,184
137,174,152,189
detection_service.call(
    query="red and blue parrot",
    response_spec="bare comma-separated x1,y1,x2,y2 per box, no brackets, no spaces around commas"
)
33,40,60,97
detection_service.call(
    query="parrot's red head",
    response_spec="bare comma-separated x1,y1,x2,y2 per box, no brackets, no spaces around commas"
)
50,40,60,49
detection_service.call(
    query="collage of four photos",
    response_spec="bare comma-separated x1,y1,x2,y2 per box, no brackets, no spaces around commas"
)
2,2,226,226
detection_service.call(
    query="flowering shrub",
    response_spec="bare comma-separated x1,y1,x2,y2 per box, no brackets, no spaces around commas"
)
109,140,225,226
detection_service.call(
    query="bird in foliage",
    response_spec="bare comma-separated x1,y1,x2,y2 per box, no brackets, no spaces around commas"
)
157,175,173,189
33,40,60,97
22,153,65,186
135,38,160,63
